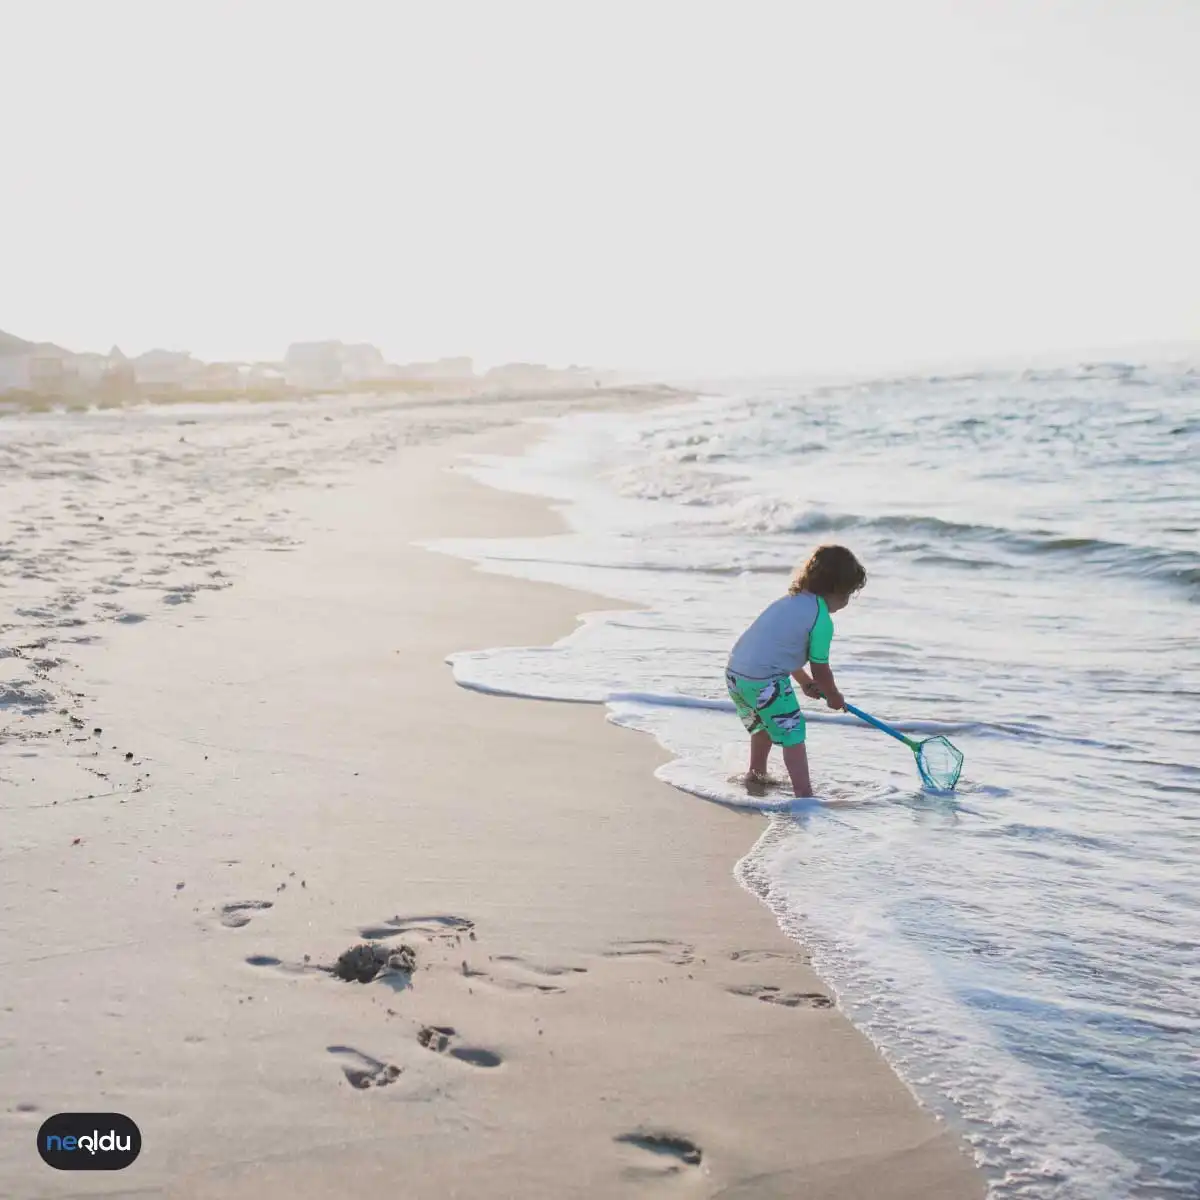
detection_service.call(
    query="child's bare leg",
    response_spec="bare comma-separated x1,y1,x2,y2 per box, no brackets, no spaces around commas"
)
748,730,773,779
782,743,813,797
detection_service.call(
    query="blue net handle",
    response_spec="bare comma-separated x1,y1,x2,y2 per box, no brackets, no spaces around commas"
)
843,704,964,791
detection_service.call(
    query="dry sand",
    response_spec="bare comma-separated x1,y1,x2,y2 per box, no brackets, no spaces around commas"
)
0,391,984,1198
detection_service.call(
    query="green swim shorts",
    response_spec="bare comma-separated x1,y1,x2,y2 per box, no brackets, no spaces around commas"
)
725,669,806,746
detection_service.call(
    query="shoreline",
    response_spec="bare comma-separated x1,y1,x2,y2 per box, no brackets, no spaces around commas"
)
0,394,984,1198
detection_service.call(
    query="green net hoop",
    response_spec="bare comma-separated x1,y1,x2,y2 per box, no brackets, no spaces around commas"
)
916,735,964,791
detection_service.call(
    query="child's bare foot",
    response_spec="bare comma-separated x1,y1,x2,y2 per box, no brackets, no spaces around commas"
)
743,769,770,797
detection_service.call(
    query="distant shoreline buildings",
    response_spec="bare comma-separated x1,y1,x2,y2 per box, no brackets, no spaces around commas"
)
0,329,617,404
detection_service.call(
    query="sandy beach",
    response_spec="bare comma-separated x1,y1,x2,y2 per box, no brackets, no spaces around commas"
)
0,391,984,1198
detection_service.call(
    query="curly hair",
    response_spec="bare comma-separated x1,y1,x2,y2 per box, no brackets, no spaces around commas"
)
788,544,867,598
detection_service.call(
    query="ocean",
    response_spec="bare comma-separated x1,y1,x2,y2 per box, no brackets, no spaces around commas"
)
433,362,1200,1199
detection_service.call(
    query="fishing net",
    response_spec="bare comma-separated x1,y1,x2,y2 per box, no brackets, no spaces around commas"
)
915,735,965,791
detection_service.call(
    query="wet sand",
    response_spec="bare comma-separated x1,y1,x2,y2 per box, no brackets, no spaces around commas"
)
0,391,983,1198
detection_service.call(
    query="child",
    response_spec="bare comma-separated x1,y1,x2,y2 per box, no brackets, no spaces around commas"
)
725,544,866,797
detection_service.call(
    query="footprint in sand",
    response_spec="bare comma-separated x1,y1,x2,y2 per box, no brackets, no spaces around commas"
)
490,954,588,978
459,960,565,994
615,1131,704,1179
449,1046,503,1068
462,953,588,994
244,954,320,977
219,900,273,928
417,1025,502,1068
729,949,808,965
326,1045,402,1089
727,983,833,1009
603,939,696,966
359,914,475,943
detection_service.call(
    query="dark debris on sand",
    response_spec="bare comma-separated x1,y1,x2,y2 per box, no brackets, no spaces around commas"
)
330,942,417,984
388,944,417,974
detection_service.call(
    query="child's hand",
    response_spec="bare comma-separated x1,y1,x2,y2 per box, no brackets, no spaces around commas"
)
800,680,823,700
825,691,846,711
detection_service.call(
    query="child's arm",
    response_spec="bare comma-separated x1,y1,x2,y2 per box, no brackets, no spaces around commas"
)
791,668,823,699
807,600,845,709
809,662,845,710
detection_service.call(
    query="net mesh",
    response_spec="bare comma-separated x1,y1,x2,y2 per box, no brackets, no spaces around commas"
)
916,735,964,791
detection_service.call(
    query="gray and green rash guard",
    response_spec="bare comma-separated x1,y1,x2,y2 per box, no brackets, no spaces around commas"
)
727,591,833,680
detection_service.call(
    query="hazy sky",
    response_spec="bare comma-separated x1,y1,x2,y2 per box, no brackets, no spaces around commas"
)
2,0,1197,373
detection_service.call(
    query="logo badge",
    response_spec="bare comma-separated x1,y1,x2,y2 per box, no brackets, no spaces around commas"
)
37,1113,141,1170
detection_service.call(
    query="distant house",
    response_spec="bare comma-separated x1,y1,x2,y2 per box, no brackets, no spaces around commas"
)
242,363,287,391
340,343,389,383
0,330,79,394
283,340,393,388
283,341,346,389
132,349,202,392
0,335,34,392
100,346,137,400
29,346,75,393
199,362,243,391
0,357,32,392
0,330,33,391
74,353,111,387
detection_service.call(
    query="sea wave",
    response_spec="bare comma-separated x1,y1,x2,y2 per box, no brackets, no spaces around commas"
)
446,668,1132,755
741,510,1200,598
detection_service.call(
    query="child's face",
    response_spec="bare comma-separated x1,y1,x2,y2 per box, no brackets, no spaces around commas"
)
826,591,852,614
